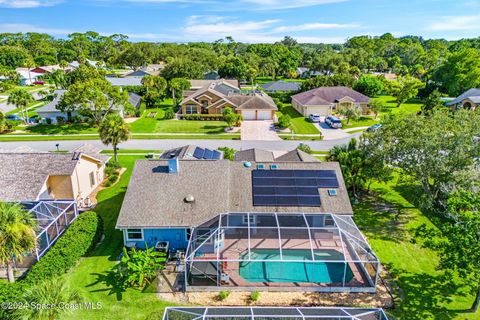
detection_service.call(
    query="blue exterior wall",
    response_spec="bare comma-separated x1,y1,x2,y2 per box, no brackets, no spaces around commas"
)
124,228,189,251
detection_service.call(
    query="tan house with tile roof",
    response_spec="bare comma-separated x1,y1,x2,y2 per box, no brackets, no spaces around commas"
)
181,80,277,120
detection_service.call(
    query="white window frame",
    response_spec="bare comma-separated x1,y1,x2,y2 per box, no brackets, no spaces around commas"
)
242,214,256,225
186,105,197,114
125,228,144,241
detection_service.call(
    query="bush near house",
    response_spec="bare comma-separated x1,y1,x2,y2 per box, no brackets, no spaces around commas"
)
179,114,224,121
0,211,102,318
104,161,122,187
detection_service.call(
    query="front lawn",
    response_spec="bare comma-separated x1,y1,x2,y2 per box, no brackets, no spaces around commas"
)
22,123,98,134
354,174,479,319
276,104,319,134
341,116,378,129
62,156,170,320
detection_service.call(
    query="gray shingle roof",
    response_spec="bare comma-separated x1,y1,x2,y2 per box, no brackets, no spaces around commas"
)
276,149,319,162
36,90,66,113
128,92,141,108
447,88,480,106
234,149,275,162
229,93,278,110
106,76,143,87
160,145,224,160
292,86,370,106
261,81,301,92
116,160,353,228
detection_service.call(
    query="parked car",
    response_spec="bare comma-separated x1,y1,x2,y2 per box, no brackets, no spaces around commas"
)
6,114,24,121
308,114,321,123
325,116,342,129
367,123,382,132
33,81,45,85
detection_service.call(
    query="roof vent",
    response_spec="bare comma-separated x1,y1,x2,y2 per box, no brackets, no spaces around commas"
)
185,195,195,203
243,161,252,168
328,189,337,196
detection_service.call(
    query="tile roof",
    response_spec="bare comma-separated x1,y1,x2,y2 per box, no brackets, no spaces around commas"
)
292,86,370,106
447,88,480,106
116,160,353,228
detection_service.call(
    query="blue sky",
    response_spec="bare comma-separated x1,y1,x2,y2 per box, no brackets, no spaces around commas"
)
0,0,479,43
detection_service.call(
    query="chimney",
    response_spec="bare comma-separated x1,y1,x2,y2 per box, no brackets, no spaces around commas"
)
168,158,179,173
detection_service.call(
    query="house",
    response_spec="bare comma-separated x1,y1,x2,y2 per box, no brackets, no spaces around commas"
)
106,76,143,87
0,147,109,205
292,86,370,117
124,66,161,77
296,67,321,79
234,148,318,162
30,65,65,74
181,80,277,120
261,81,301,92
160,145,223,160
15,68,44,86
36,90,139,124
447,88,480,110
69,59,104,69
116,159,380,292
162,307,389,320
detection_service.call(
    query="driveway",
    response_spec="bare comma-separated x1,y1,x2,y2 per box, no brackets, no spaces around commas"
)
314,122,350,140
241,120,281,141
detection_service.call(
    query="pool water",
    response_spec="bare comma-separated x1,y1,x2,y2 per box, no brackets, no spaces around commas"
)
239,249,354,283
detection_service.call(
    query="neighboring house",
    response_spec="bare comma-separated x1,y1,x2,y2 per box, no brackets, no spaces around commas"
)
106,76,143,87
30,65,66,74
163,307,389,320
447,88,480,110
116,159,380,292
181,80,277,120
292,86,370,117
204,71,220,80
296,67,321,79
235,148,318,162
15,68,44,85
0,148,109,205
124,67,160,77
69,59,105,69
160,145,223,160
261,81,301,92
189,79,240,91
36,89,139,124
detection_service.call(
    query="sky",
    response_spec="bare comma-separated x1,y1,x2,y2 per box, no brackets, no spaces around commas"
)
0,0,479,43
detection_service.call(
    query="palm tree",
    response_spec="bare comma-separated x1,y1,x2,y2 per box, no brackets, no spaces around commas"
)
7,88,34,124
0,202,37,283
99,113,130,162
14,279,82,320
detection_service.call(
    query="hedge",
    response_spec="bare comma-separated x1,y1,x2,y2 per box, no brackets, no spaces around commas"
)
179,114,224,121
0,211,102,318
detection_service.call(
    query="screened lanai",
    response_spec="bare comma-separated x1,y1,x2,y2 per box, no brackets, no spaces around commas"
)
163,307,389,320
185,213,379,292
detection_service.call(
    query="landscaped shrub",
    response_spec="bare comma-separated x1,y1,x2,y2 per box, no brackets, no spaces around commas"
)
56,116,66,125
278,114,291,129
24,211,103,284
218,290,230,301
163,109,175,120
297,143,312,154
107,173,119,184
107,160,122,169
218,147,236,161
118,246,166,288
180,114,224,121
250,291,260,302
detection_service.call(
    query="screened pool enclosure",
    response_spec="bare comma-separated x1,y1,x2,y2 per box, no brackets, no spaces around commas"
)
163,307,389,320
185,213,379,292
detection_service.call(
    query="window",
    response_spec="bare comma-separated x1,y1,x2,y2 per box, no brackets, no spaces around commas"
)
202,100,208,108
89,171,95,187
186,228,192,240
126,229,143,241
242,215,256,225
186,105,197,114
196,229,213,244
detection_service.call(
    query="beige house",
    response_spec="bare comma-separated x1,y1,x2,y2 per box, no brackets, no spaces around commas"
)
447,88,480,110
291,86,370,117
0,145,109,206
181,79,277,120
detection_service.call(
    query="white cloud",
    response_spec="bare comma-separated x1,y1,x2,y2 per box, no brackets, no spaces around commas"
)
273,22,359,33
0,0,61,8
427,14,480,31
240,0,347,10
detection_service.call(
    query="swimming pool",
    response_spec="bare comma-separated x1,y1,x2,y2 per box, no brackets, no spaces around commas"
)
239,249,353,283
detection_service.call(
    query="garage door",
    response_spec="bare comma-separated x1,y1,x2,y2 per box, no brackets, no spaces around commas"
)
257,110,272,120
242,110,256,120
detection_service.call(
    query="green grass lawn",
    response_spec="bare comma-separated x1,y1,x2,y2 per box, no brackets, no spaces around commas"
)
354,174,479,320
62,156,171,320
100,149,161,154
255,76,305,84
23,123,98,134
377,95,423,115
341,116,378,129
276,104,319,134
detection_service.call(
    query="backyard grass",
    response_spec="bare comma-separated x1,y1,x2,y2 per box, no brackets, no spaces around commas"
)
276,104,319,134
255,76,305,84
62,155,171,320
377,95,423,115
354,174,479,320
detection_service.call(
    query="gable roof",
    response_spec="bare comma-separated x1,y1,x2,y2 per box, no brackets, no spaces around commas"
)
228,92,277,110
235,149,275,162
276,149,319,162
261,81,301,92
116,160,353,228
106,76,143,86
189,79,239,89
128,92,141,108
447,88,480,106
292,86,370,106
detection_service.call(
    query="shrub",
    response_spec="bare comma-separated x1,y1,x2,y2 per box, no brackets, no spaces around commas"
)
218,290,230,301
218,147,236,161
107,160,122,169
118,246,166,288
164,109,175,120
56,116,66,125
45,117,52,125
250,291,260,302
297,143,312,154
181,114,224,121
278,114,291,129
107,173,119,184
104,166,116,177
24,211,103,284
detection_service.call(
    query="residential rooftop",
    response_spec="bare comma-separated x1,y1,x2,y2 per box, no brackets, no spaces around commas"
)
116,160,353,229
292,86,370,106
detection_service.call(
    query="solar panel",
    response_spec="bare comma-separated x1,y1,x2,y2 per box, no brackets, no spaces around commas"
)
212,150,222,160
252,169,339,207
193,147,205,159
203,149,213,160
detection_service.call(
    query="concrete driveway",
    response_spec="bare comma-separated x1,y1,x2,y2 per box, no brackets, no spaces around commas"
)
314,122,350,140
241,120,281,141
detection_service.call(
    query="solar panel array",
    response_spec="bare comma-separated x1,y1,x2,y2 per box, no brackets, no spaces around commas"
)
193,147,222,160
252,169,339,207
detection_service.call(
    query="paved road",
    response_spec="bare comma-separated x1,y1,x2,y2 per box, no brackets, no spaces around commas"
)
0,133,360,152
